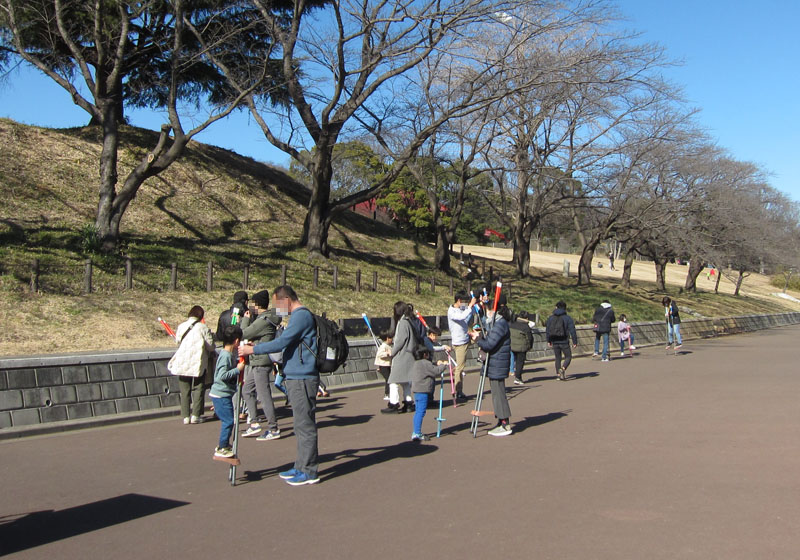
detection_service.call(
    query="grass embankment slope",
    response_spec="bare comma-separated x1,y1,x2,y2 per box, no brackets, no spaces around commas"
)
1,118,797,356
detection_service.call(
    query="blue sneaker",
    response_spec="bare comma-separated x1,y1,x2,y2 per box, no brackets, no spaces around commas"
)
285,472,320,486
279,468,301,480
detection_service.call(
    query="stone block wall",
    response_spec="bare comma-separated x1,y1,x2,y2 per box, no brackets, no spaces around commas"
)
2,312,799,432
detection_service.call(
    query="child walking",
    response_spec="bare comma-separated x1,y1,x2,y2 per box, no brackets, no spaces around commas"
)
617,314,636,356
209,325,246,458
375,331,393,401
410,348,447,441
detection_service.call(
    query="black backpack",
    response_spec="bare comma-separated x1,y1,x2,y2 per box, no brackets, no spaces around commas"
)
549,314,566,338
302,310,349,373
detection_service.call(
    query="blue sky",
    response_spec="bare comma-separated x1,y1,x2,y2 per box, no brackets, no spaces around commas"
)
1,0,798,201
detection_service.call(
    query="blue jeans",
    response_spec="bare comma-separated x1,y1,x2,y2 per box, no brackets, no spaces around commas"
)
620,333,635,352
668,323,682,345
211,396,234,449
509,352,515,375
594,332,609,359
413,393,429,435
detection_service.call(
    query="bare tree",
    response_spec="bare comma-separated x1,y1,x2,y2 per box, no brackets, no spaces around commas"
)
1,0,274,251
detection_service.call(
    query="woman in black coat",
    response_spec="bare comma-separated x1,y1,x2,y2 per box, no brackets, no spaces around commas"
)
470,300,513,436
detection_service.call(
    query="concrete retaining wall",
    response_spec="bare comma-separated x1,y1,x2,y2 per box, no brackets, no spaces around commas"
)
2,311,799,437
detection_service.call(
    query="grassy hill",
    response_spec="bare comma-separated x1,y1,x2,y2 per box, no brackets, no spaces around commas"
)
0,118,795,356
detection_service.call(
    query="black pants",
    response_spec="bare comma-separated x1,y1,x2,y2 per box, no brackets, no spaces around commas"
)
553,343,572,373
513,351,526,380
490,378,511,421
378,366,391,396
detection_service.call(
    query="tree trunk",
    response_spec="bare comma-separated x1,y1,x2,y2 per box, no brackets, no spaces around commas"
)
654,258,668,291
511,218,535,277
94,98,121,252
714,267,722,293
734,269,746,296
577,240,599,286
621,249,636,289
684,258,705,292
302,153,335,257
433,225,450,272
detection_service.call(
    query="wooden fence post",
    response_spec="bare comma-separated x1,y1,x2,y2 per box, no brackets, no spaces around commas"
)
430,275,435,293
280,264,287,285
333,265,338,289
466,280,472,294
449,277,454,296
481,259,486,277
415,275,420,294
30,259,39,293
372,271,378,292
83,259,92,294
170,263,177,291
125,257,133,289
243,264,250,290
313,266,319,288
488,266,493,283
206,261,213,292
396,273,401,293
355,269,361,293
459,246,464,261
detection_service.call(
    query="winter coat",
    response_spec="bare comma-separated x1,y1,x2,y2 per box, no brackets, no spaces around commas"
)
509,318,533,353
374,342,392,367
240,309,281,367
168,318,216,378
411,359,447,394
592,303,616,334
475,315,511,380
546,308,578,345
216,302,248,339
388,317,418,384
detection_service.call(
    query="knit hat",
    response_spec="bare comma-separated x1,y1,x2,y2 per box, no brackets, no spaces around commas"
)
232,290,248,304
252,290,271,309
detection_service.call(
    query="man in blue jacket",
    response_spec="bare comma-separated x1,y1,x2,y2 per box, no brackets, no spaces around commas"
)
240,285,320,486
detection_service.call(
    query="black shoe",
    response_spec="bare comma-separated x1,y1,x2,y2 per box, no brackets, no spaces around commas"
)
407,403,416,412
456,392,468,400
398,402,409,413
381,404,400,414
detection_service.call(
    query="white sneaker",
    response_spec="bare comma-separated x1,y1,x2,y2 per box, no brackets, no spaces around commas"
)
592,352,599,357
488,424,512,437
630,345,636,350
214,447,234,458
383,395,390,401
190,415,201,424
620,352,625,357
182,417,190,425
241,426,261,438
601,358,610,362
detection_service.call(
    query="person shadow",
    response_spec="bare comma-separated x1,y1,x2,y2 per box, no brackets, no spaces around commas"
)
511,410,571,434
240,440,437,484
566,371,599,381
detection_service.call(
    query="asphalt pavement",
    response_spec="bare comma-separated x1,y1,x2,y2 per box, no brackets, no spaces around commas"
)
2,326,799,559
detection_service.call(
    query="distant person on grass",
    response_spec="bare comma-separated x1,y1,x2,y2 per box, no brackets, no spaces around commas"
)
240,285,320,486
168,305,216,425
546,301,578,381
209,325,245,458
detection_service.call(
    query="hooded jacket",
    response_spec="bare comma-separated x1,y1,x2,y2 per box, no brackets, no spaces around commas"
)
592,302,616,334
240,309,281,367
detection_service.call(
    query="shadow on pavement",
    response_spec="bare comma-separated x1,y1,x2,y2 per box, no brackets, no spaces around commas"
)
317,413,373,430
512,410,571,434
567,371,599,381
241,441,438,484
0,494,189,556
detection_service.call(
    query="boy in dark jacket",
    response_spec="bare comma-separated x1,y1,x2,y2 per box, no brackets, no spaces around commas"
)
592,300,616,362
410,348,448,441
546,301,578,381
239,290,282,440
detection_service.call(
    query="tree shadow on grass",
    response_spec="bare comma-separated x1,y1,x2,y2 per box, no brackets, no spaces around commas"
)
241,440,437,485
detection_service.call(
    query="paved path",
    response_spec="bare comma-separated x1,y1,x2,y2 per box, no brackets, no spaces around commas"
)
2,327,800,559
